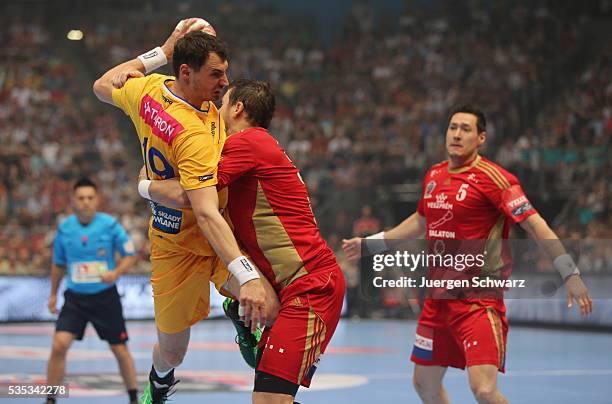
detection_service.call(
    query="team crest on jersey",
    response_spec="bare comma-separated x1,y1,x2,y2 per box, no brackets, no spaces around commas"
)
424,180,436,198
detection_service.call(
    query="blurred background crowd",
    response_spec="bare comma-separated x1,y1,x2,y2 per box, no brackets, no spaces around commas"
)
1,0,610,287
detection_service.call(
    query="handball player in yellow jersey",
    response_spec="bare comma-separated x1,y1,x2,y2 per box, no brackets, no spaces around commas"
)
93,19,277,403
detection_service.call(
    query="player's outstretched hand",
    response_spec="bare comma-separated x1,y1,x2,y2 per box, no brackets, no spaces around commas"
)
161,18,198,61
239,278,267,334
48,294,58,315
342,237,363,262
565,275,593,316
111,70,144,89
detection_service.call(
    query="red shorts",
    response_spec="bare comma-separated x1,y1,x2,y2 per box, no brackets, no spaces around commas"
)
256,266,345,387
410,298,508,372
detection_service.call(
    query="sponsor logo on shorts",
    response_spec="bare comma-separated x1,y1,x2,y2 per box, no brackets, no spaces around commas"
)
414,333,433,351
151,203,183,234
199,174,214,182
412,326,434,361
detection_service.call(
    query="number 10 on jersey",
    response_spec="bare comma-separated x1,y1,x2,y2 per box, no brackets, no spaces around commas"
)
142,137,175,179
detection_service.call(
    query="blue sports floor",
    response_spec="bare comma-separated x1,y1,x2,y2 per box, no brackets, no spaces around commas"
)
1,319,611,403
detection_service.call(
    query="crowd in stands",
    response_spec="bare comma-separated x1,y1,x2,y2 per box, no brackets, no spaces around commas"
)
0,15,150,275
1,0,609,278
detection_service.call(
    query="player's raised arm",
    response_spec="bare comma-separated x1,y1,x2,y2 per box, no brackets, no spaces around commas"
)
92,18,197,105
520,213,593,316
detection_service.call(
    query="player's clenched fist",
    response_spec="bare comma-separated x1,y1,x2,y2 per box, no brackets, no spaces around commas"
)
111,70,144,89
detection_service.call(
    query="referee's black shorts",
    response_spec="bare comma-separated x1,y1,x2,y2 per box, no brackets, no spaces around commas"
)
56,285,128,345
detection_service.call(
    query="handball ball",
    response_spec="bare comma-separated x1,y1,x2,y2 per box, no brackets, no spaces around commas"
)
176,18,216,37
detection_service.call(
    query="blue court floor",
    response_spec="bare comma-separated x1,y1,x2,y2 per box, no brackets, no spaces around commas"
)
1,319,611,403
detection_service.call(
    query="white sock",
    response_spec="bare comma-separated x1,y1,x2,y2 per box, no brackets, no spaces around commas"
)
153,365,173,379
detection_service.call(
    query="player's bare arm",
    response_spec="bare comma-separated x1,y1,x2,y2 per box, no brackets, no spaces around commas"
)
384,212,427,239
187,185,268,332
342,211,426,262
92,18,198,105
48,264,66,314
520,213,593,316
138,166,189,209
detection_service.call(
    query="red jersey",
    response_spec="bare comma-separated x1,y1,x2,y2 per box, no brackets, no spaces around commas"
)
217,127,338,293
417,155,537,279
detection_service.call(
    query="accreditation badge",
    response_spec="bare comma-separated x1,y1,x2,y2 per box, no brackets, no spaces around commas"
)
71,261,109,283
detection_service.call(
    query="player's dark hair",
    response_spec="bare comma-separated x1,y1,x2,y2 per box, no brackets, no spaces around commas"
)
449,105,487,133
226,79,276,128
73,177,97,192
172,31,228,77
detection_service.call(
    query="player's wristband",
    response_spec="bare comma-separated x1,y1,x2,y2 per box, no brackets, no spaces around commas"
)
553,254,580,280
365,231,388,254
228,256,260,286
138,180,152,200
137,46,167,74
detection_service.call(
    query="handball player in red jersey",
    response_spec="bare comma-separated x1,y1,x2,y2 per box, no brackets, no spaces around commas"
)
141,79,346,404
343,105,592,404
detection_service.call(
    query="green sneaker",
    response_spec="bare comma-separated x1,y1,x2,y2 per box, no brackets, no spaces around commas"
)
223,297,263,368
139,367,179,404
139,382,154,404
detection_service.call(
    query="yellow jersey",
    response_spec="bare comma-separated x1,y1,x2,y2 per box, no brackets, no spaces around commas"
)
112,73,227,256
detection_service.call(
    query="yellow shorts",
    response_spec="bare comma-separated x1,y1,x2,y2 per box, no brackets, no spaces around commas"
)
151,243,232,334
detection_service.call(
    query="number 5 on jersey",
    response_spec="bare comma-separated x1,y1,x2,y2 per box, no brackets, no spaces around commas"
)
456,184,469,201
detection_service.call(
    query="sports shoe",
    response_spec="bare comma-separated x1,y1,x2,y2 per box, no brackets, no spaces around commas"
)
139,367,179,404
223,297,263,368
